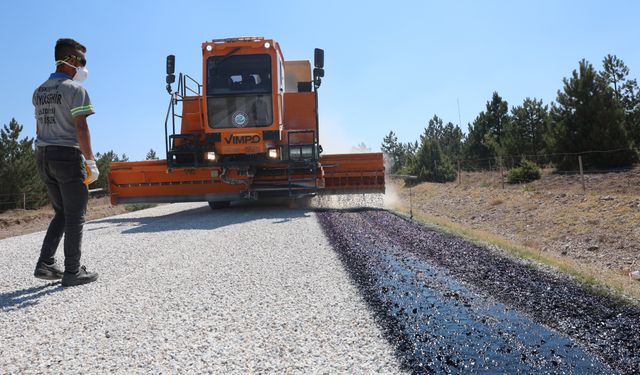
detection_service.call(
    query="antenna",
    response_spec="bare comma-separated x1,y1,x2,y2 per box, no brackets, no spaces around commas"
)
457,97,462,126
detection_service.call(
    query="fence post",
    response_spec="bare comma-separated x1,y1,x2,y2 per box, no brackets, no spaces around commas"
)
500,157,505,189
409,184,413,220
23,193,26,210
457,160,461,185
578,155,585,192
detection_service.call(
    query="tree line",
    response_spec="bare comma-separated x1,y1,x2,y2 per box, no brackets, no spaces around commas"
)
382,55,640,182
0,119,158,212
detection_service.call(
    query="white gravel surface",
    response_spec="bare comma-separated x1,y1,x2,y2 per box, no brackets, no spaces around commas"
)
0,203,404,374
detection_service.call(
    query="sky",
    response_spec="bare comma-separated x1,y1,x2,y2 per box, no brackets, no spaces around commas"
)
2,0,639,160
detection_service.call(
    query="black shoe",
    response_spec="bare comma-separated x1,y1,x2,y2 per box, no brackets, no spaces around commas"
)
61,266,99,287
34,260,64,280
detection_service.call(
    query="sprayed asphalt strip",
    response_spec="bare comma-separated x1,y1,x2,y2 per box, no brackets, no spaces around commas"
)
317,209,639,374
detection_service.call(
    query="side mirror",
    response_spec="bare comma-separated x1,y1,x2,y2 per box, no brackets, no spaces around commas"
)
166,55,175,93
166,55,175,75
314,48,324,69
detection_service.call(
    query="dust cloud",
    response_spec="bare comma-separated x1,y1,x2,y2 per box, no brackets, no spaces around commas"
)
290,186,400,211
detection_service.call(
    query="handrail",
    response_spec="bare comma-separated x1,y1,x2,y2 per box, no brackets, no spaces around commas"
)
184,74,202,96
164,72,203,168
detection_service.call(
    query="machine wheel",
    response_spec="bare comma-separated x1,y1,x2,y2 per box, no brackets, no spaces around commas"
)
208,201,231,210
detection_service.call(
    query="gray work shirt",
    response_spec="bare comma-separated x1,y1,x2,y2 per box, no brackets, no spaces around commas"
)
33,72,95,148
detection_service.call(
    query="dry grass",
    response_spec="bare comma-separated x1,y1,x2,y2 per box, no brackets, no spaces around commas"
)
490,199,504,206
0,196,128,240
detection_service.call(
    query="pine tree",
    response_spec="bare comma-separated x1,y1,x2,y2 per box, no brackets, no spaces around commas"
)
625,81,640,147
463,92,510,168
410,137,456,183
549,59,637,169
381,131,406,173
601,55,640,148
145,148,159,160
484,92,510,146
602,54,630,99
421,115,463,164
0,118,47,211
408,116,457,182
422,115,445,143
94,150,126,191
440,121,464,163
503,98,549,166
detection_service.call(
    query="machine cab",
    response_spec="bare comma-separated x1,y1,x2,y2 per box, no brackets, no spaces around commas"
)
164,37,321,168
202,38,284,157
206,54,273,129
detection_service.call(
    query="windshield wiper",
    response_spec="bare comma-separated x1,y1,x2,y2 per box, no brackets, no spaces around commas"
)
213,47,241,68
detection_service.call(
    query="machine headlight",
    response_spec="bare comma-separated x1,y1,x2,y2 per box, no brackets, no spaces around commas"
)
268,148,279,159
206,152,216,161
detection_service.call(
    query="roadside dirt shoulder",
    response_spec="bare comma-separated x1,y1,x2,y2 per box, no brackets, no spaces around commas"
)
0,197,128,240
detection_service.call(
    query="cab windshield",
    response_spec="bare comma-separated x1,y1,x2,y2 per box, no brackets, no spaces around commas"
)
206,54,272,128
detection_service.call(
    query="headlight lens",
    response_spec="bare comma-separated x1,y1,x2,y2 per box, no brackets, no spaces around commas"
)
268,148,278,159
206,152,216,161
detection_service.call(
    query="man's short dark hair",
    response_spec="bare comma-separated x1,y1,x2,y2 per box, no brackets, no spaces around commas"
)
55,38,86,61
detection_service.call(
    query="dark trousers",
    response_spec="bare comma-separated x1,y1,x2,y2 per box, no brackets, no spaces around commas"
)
36,146,88,273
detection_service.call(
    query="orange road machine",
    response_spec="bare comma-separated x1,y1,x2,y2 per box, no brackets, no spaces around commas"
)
108,37,384,209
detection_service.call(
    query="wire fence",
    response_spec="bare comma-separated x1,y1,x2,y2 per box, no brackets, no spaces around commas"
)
0,192,45,210
2,149,639,211
0,189,106,212
453,149,640,194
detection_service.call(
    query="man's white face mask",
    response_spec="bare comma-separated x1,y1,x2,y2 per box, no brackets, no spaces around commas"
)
56,60,89,82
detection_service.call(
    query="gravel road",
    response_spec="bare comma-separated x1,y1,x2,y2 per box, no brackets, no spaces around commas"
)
0,203,404,374
3,202,638,374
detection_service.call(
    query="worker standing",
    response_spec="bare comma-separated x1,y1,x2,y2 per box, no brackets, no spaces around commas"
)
32,38,99,287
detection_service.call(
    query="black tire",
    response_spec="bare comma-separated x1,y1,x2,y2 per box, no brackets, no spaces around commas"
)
208,201,231,210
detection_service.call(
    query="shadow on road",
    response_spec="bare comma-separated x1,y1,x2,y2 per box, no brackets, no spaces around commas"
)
0,282,63,311
87,202,312,234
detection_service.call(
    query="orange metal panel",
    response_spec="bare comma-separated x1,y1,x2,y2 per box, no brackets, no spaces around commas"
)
109,160,243,204
108,153,385,204
320,153,385,192
180,96,204,133
283,92,316,131
283,92,316,145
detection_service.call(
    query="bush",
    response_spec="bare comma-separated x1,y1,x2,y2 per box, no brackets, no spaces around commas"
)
507,159,541,184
